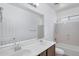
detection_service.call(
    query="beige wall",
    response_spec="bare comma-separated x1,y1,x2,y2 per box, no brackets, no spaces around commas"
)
56,21,79,46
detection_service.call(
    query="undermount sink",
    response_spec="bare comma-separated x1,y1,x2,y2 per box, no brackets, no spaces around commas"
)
12,49,31,56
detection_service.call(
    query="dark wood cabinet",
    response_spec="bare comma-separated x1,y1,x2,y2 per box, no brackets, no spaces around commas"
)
38,44,55,56
47,44,55,56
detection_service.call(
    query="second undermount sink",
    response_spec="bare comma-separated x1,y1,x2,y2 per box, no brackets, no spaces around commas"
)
12,49,31,56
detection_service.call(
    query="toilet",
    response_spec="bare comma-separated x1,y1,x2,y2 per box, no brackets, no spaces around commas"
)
55,48,65,56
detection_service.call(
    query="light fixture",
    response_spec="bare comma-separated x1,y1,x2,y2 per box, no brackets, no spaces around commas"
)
33,3,39,6
28,3,39,8
54,3,59,5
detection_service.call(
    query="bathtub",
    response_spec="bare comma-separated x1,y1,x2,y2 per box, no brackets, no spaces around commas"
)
56,43,79,56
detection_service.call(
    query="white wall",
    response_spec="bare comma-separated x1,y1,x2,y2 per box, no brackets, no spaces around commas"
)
57,7,79,18
36,4,57,41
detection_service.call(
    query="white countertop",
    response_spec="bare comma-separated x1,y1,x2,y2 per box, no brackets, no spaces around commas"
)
0,39,56,56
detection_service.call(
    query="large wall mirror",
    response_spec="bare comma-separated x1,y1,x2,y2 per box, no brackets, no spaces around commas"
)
0,3,44,45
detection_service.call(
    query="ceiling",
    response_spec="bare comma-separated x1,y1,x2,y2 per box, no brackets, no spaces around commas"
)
48,3,79,12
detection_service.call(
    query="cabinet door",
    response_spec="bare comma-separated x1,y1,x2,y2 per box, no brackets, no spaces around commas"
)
39,50,46,56
47,44,55,56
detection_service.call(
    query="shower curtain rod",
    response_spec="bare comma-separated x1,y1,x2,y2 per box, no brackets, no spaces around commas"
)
60,14,79,19
68,14,79,18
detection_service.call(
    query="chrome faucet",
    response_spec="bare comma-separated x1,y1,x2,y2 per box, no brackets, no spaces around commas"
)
13,38,21,52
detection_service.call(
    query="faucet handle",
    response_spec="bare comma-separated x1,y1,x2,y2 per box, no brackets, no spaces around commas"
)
12,37,17,45
13,37,16,40
13,37,16,42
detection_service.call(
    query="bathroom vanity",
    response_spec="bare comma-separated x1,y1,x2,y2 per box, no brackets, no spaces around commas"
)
0,39,56,56
38,44,55,56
